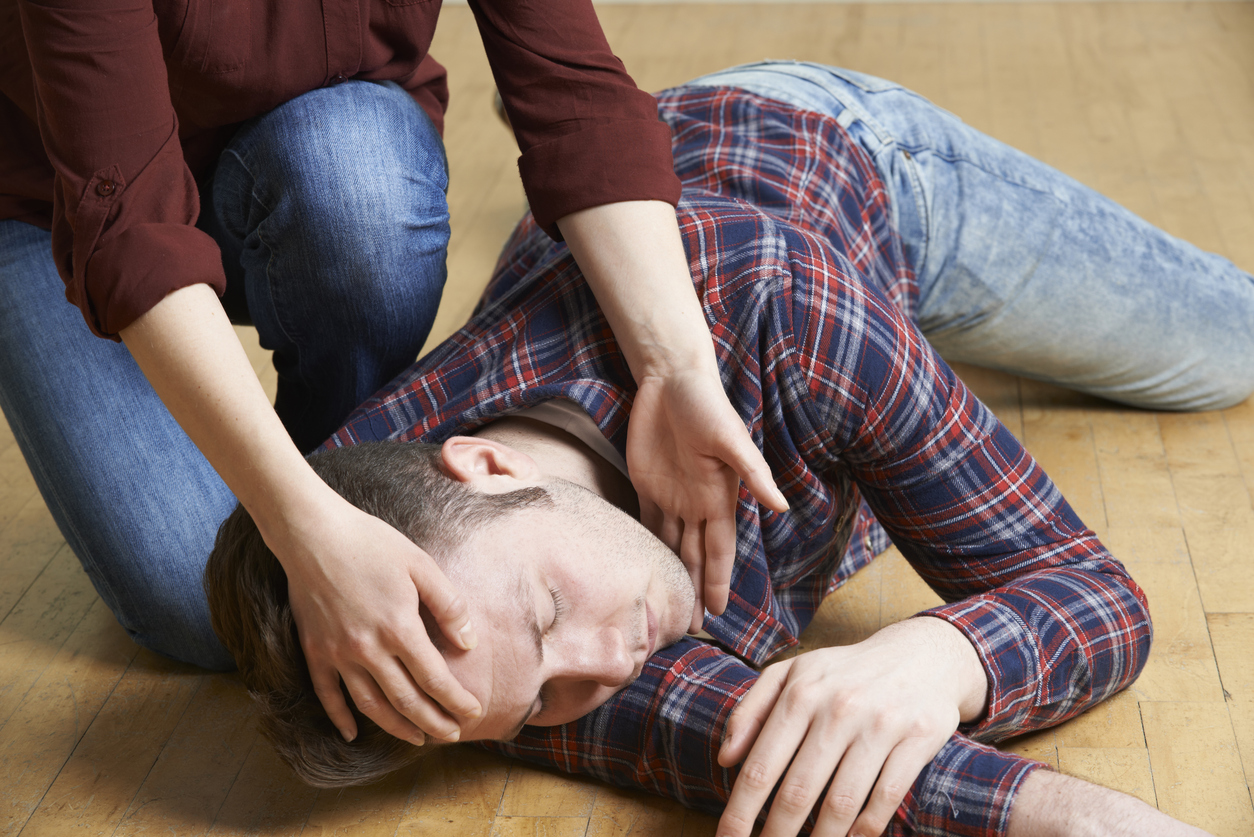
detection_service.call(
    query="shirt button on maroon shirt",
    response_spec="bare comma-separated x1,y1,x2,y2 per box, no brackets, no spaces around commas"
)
96,179,116,196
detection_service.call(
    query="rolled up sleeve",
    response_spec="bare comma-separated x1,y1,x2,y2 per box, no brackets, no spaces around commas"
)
467,0,681,238
21,0,225,338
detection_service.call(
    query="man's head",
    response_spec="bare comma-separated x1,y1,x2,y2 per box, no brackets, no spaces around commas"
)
205,437,694,786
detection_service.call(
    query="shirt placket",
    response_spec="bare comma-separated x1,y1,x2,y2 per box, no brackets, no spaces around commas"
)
321,0,363,86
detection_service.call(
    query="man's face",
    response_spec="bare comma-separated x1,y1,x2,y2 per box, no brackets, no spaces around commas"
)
440,481,695,741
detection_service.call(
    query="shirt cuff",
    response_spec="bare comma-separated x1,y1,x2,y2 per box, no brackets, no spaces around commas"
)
82,222,227,338
518,119,681,239
900,734,1045,837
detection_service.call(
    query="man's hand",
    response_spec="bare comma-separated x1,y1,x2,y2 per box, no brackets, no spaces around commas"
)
277,497,482,745
716,618,988,837
629,369,788,632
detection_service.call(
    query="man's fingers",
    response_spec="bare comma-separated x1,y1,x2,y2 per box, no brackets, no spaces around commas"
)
719,660,793,766
847,739,940,837
409,559,478,652
702,513,735,616
807,741,884,837
718,684,811,837
309,662,358,742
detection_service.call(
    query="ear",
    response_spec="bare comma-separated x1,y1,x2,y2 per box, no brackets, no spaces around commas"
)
440,436,542,492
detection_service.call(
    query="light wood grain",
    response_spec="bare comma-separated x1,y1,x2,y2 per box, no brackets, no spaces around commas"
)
3,3,1253,835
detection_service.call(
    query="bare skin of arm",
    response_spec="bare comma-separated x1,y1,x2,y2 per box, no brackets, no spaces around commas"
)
1009,768,1214,837
120,284,481,745
558,200,789,632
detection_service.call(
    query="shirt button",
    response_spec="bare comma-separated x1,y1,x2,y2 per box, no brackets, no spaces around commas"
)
96,180,116,197
329,73,347,85
864,536,873,551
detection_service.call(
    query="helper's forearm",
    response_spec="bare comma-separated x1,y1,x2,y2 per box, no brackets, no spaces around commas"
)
119,283,336,551
556,200,715,380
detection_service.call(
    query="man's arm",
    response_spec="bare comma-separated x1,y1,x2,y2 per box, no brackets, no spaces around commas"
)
1009,769,1213,837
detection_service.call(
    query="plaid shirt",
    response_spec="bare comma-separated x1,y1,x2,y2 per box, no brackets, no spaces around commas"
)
327,85,1152,836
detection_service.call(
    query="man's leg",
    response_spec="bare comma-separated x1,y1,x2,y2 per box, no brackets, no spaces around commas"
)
0,220,236,669
200,80,451,452
689,62,1254,411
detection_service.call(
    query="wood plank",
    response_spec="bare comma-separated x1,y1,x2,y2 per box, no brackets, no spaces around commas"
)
0,546,98,729
487,817,587,837
1053,688,1145,751
0,496,67,625
207,736,319,837
1208,613,1254,702
498,764,598,819
396,748,512,837
1141,701,1254,836
1119,557,1224,704
0,600,136,835
1091,411,1180,531
584,785,688,837
19,651,203,837
1018,378,1107,535
1056,746,1156,808
113,674,261,835
301,764,420,837
1229,702,1254,799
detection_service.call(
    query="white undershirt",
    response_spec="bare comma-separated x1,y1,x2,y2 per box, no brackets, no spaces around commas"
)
511,398,630,478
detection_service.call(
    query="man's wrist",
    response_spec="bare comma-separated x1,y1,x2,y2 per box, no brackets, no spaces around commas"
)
900,616,990,723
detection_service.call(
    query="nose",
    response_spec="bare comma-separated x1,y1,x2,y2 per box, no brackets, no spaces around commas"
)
572,626,637,687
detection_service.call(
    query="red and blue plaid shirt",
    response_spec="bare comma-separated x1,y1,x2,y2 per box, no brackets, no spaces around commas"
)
327,85,1152,836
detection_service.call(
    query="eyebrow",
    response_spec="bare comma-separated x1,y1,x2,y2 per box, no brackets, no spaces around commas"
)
503,570,545,741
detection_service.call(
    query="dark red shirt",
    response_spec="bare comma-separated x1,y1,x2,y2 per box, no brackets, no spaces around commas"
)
2,0,680,338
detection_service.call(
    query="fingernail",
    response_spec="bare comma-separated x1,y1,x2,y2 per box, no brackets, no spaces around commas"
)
409,732,426,746
464,704,482,719
459,625,478,650
340,728,356,743
443,729,461,743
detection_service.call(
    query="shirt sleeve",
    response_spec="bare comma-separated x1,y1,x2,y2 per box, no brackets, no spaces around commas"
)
480,636,1047,837
19,0,226,339
466,0,681,239
794,256,1153,742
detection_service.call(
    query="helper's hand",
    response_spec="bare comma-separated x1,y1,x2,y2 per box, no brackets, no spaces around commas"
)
118,284,481,746
278,496,482,745
716,618,989,837
629,368,788,632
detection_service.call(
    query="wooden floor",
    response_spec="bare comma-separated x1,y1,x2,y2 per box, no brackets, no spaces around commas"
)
3,3,1254,835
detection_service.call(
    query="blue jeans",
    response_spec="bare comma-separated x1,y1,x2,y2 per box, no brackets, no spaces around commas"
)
0,80,449,669
690,62,1254,410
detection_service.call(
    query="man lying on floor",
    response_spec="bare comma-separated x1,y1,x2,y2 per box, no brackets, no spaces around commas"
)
206,62,1252,837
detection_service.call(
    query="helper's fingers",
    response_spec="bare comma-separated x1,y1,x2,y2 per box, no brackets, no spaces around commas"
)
718,658,794,766
639,498,665,546
681,521,705,633
410,556,477,652
718,422,788,514
702,511,736,617
308,658,359,742
396,631,482,721
807,740,886,837
336,663,432,746
847,738,944,837
364,656,463,742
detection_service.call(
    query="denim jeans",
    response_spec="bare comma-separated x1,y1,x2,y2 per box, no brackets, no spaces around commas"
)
690,62,1254,411
0,80,449,669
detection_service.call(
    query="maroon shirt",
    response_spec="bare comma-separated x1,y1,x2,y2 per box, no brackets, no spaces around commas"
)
2,0,680,338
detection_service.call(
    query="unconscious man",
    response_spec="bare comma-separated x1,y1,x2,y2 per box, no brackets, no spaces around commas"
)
205,62,1253,837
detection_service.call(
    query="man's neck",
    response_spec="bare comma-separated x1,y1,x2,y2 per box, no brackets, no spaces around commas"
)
472,417,640,517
